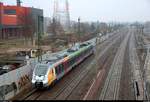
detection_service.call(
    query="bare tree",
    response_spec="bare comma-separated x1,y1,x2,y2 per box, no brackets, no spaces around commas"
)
99,22,108,35
47,18,64,36
17,10,36,46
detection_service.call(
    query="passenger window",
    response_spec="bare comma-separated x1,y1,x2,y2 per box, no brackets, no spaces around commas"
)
60,64,64,72
56,66,59,75
55,67,57,74
58,66,61,74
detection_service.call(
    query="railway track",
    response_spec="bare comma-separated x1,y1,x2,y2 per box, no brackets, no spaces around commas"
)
22,54,95,100
99,32,130,100
13,31,122,100
83,29,128,100
54,35,122,100
36,35,121,100
118,32,135,100
42,55,95,100
129,29,144,100
82,43,120,100
53,34,123,100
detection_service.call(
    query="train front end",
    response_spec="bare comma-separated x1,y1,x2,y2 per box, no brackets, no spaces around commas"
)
32,64,50,88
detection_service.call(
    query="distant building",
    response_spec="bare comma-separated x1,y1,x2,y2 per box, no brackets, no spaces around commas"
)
30,7,43,38
0,2,43,40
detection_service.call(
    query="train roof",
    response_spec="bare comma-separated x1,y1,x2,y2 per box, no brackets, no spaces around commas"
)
36,39,95,68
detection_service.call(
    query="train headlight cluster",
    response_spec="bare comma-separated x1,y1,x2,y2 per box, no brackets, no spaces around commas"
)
43,78,48,84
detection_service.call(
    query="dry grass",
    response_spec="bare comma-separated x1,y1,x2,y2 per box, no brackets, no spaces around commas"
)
0,38,68,60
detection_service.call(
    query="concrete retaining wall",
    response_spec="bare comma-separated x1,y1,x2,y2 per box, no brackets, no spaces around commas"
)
0,50,66,100
0,64,33,100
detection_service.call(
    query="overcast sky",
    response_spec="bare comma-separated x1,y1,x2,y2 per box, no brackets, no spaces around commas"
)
1,0,150,22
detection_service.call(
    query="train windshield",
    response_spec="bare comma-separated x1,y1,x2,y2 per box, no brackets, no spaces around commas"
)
34,65,48,76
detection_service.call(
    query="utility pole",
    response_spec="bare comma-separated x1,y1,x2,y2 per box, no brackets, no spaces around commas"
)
53,0,70,32
37,16,43,62
141,25,144,35
78,17,81,42
52,17,56,36
16,0,22,6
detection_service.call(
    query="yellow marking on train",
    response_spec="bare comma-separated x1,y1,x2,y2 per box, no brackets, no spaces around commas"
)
48,69,55,85
63,57,69,62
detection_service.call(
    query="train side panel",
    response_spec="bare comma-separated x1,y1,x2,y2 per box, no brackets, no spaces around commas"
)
54,45,94,81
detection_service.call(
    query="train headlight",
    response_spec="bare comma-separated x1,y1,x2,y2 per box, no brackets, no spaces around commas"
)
43,78,48,84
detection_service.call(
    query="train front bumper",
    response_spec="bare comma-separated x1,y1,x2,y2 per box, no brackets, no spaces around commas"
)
32,80,49,88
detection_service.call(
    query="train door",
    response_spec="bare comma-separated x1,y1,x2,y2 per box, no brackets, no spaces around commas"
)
63,61,69,74
55,63,65,80
48,68,55,85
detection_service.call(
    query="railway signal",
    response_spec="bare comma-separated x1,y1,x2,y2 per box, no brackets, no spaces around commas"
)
78,17,81,42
